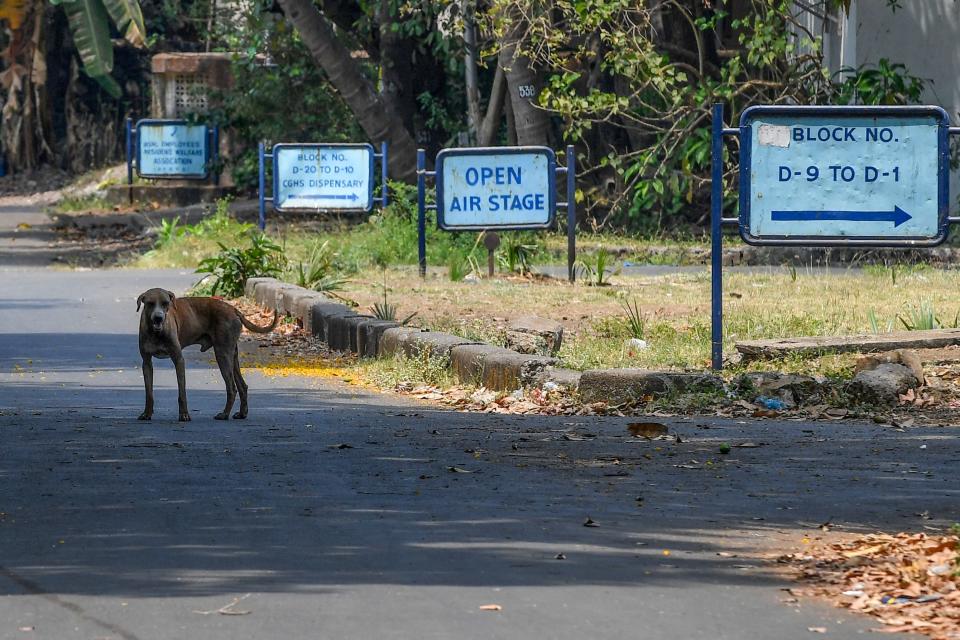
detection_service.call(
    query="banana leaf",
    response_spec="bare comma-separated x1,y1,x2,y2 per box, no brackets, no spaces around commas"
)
89,72,122,98
63,0,113,78
102,0,146,48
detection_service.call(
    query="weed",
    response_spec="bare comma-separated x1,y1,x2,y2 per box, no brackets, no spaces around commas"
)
498,235,540,275
575,248,621,286
621,297,646,339
371,268,416,324
156,216,185,248
55,193,110,212
290,240,347,292
898,301,943,331
361,351,454,388
195,233,286,297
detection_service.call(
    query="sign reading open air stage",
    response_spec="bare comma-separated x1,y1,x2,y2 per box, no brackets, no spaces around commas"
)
135,120,211,179
436,147,556,230
273,143,374,211
740,105,949,246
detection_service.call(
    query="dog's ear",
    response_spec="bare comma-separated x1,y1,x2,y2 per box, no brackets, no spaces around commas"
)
136,293,145,312
165,290,176,302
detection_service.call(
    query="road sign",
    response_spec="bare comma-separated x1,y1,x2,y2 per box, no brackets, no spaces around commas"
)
739,105,949,246
272,143,374,211
436,147,556,230
135,120,210,179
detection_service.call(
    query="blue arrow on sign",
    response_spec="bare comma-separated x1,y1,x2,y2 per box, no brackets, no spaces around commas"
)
300,193,359,201
771,206,912,227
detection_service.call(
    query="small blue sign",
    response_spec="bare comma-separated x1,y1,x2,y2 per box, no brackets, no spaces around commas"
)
739,105,949,246
436,147,556,230
135,120,210,179
273,143,374,211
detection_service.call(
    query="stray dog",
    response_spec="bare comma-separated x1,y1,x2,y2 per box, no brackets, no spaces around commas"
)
137,288,279,421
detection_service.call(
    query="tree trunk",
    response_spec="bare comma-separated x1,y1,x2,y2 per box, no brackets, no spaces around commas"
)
478,64,505,146
276,0,417,181
498,16,550,146
378,0,416,136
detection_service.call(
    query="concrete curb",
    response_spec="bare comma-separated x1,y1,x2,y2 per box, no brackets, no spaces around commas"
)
244,278,722,399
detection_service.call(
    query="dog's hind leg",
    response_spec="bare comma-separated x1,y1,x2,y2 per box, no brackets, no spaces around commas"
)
213,346,237,420
232,346,248,420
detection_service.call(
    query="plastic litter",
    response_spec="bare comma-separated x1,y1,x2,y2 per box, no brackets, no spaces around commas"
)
755,396,786,411
625,338,649,350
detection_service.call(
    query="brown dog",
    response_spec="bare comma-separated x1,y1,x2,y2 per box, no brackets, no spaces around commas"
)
137,288,279,421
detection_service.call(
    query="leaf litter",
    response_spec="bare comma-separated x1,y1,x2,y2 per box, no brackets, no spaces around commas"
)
780,531,960,639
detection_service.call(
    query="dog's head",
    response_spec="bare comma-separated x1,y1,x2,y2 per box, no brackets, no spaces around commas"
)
137,288,176,332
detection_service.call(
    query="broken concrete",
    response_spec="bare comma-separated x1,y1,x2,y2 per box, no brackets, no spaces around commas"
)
505,316,564,356
847,363,920,405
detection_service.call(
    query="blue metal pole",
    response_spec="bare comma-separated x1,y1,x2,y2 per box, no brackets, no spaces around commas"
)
381,141,389,208
710,103,724,371
258,142,266,231
125,118,133,204
566,145,576,283
417,149,427,278
212,125,221,187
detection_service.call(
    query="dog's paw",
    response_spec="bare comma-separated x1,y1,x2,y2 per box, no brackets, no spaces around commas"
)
232,411,247,420
178,413,192,422
137,413,152,421
213,412,229,420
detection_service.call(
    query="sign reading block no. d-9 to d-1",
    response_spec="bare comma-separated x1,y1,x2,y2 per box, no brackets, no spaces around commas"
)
136,121,210,179
740,105,949,246
273,143,374,211
437,147,556,230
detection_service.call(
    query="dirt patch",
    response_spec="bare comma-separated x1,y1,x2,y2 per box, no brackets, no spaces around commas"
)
780,531,960,639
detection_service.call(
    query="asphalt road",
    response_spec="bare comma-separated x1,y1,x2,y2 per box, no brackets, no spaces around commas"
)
0,267,956,640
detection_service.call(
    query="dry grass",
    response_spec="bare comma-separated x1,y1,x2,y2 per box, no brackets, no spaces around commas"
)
335,264,960,374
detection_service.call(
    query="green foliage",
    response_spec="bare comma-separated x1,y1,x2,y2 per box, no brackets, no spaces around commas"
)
211,5,364,189
195,233,286,297
621,297,646,339
832,59,926,105
289,240,347,292
156,216,186,248
575,248,620,286
371,267,416,324
897,301,959,331
497,235,540,275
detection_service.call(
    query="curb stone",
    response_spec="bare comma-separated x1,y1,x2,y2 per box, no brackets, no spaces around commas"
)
246,280,736,399
579,369,723,405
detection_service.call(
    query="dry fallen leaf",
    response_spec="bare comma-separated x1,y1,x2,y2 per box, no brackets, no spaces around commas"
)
807,627,827,634
627,422,668,439
479,604,502,611
583,516,600,528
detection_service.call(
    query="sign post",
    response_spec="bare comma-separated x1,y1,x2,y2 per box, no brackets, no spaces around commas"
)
417,145,576,280
258,141,388,229
125,118,220,202
711,104,957,370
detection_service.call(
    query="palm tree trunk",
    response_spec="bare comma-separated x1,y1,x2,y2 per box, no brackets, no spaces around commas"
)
276,0,417,181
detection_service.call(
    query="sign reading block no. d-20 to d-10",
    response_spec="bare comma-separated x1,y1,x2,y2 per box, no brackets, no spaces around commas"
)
436,147,556,230
273,143,374,211
739,105,949,246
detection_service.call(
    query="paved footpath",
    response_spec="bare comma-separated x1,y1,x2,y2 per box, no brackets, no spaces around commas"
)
0,216,956,638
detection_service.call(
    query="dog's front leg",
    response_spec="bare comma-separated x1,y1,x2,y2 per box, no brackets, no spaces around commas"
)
173,351,191,422
139,356,154,420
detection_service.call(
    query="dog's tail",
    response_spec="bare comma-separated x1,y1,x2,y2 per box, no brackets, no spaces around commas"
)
238,308,280,334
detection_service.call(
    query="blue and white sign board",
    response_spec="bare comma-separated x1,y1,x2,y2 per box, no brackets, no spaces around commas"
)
739,105,949,246
135,120,210,179
436,147,556,230
273,143,374,211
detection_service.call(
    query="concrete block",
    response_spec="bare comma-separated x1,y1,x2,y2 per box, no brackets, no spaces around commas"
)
357,320,401,358
450,344,555,391
325,313,362,351
344,315,376,353
308,302,354,340
399,331,478,359
578,369,724,405
531,366,582,392
279,286,314,316
379,327,426,357
292,293,331,332
244,277,276,299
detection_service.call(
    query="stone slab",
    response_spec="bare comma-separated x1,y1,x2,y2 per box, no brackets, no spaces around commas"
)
244,277,276,299
357,320,400,358
736,329,960,360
